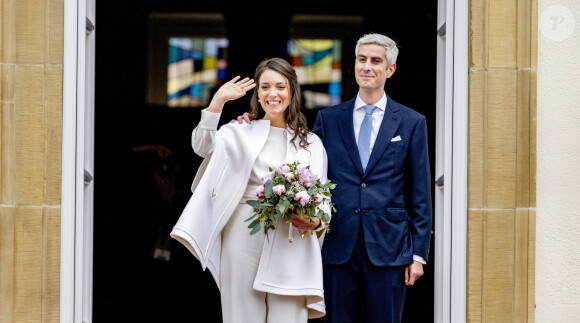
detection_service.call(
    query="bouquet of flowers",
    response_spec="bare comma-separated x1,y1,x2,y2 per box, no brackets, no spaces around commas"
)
245,161,336,242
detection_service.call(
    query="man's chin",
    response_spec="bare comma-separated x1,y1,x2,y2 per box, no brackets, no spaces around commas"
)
359,83,377,90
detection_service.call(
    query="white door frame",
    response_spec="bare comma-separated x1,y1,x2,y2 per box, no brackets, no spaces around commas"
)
434,0,468,322
61,0,95,322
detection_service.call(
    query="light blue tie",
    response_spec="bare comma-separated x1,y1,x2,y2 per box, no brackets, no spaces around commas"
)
358,105,378,172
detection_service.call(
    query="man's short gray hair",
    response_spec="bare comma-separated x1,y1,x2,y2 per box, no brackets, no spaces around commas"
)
355,33,399,66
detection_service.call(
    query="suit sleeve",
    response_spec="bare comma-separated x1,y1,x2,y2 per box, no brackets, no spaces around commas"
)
404,116,433,262
191,109,221,158
312,110,325,141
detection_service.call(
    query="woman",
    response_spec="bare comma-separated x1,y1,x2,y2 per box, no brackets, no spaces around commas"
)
170,58,330,322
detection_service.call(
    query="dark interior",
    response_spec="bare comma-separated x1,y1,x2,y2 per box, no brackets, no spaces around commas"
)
93,1,437,322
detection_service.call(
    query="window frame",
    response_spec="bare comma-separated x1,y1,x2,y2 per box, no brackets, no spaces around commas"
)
145,12,227,107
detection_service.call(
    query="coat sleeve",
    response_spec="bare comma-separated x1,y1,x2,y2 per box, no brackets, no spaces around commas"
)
191,109,221,158
308,134,332,239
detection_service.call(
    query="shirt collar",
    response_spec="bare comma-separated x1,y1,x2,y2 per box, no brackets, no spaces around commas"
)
354,92,388,112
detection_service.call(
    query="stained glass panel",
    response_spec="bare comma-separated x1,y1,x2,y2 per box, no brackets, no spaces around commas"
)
287,39,342,109
167,37,229,107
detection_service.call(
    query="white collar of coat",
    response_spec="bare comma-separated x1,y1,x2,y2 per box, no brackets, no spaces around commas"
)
221,119,310,155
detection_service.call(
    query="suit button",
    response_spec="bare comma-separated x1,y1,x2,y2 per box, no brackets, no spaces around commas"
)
361,183,366,188
355,208,360,214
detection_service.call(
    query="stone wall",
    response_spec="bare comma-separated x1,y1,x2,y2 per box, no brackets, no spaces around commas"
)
0,0,63,321
468,0,537,321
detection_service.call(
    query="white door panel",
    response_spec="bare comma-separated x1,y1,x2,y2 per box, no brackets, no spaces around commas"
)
62,0,95,322
434,0,467,322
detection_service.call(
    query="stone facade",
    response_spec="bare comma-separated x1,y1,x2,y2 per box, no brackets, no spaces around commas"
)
3,0,567,322
0,0,63,322
468,0,537,321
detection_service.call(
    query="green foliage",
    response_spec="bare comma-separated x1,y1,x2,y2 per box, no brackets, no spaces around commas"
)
245,161,336,236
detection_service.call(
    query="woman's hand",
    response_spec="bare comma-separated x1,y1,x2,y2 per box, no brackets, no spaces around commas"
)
207,76,256,113
290,213,321,231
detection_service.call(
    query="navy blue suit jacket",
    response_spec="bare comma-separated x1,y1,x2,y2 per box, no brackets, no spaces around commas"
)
313,95,432,266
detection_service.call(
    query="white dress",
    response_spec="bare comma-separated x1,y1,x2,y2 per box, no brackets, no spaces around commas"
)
220,126,308,323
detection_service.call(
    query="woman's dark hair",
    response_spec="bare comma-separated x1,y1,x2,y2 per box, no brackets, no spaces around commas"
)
249,57,310,149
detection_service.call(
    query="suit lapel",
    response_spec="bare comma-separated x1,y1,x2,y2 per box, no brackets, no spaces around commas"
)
364,95,401,176
336,99,364,175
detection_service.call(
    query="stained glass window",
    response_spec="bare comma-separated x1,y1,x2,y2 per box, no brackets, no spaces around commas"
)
287,39,342,109
167,37,229,108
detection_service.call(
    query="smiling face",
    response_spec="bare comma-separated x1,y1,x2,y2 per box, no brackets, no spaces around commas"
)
355,43,396,93
258,69,291,126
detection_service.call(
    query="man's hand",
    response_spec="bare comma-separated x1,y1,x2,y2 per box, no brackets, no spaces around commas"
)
230,112,257,124
404,261,424,286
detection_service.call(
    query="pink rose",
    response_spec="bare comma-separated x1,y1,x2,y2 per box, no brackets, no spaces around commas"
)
284,172,295,181
314,193,323,205
261,171,275,185
298,168,318,188
276,164,291,175
272,184,286,196
294,190,311,206
256,185,265,199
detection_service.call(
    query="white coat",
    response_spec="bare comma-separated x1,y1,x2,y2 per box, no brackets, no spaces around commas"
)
170,111,330,318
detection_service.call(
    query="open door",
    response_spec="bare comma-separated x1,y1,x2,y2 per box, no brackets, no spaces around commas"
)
61,0,96,321
90,2,439,321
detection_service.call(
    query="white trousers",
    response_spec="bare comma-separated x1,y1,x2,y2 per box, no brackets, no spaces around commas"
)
220,202,308,323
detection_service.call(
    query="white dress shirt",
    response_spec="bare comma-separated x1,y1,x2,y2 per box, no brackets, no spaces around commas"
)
352,93,426,265
353,93,387,151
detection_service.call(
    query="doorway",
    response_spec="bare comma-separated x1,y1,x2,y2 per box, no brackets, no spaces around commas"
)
93,1,437,322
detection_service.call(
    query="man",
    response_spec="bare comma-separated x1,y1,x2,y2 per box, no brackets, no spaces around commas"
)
311,33,432,322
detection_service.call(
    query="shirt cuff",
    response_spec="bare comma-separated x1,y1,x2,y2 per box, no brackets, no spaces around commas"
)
200,109,221,129
413,255,426,265
314,221,325,232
